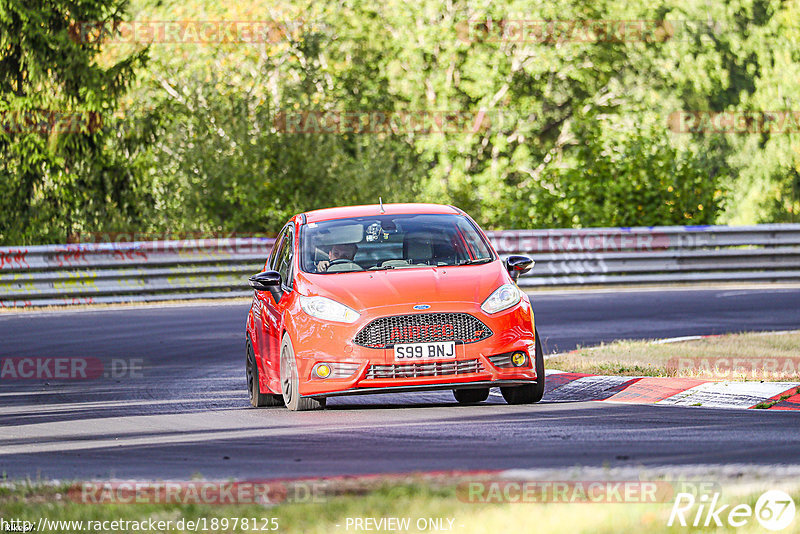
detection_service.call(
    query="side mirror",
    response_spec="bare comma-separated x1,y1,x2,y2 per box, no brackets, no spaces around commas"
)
505,255,534,282
248,270,281,291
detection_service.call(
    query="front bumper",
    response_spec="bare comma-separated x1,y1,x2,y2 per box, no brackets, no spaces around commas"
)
290,299,537,397
306,379,534,399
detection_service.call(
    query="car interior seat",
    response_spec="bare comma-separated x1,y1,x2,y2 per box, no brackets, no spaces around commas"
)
403,233,435,265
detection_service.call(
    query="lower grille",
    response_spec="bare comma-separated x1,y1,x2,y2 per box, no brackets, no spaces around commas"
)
365,359,485,379
487,352,515,368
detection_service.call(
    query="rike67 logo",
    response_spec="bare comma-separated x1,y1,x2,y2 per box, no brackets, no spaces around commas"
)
668,490,795,531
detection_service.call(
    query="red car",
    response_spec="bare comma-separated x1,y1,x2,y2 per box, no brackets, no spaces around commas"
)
245,203,543,410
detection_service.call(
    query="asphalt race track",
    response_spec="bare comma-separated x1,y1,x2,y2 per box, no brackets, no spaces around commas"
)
1,287,799,480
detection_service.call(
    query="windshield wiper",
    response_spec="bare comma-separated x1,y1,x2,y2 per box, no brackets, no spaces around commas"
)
369,265,396,270
457,258,493,266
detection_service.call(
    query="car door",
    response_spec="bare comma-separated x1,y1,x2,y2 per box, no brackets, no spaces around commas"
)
254,225,291,390
263,224,296,388
252,230,282,353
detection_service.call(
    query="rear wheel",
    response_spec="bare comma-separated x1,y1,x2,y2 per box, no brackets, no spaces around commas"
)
453,388,490,404
280,334,326,411
246,336,283,407
500,328,546,405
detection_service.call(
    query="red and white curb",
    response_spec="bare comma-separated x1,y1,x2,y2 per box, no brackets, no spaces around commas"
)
529,330,800,410
538,370,800,410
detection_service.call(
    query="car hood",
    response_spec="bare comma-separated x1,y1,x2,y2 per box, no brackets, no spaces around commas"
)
297,262,509,311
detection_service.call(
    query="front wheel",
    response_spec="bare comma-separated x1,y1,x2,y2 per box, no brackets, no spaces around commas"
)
453,387,490,404
500,327,546,405
280,334,326,411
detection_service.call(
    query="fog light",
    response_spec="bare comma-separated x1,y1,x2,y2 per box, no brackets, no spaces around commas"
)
511,352,527,367
313,363,332,379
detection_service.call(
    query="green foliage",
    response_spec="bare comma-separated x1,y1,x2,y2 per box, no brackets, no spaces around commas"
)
1,0,798,244
0,0,148,244
519,115,724,228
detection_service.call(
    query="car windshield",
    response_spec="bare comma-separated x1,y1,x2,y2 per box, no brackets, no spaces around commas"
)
300,213,495,274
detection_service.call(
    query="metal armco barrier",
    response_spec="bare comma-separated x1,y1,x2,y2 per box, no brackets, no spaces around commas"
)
488,224,800,287
0,238,273,308
1,224,799,307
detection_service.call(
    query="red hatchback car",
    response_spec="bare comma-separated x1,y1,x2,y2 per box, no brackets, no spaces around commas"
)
245,203,543,410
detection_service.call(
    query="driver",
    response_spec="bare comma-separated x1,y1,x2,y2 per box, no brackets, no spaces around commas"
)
317,243,358,272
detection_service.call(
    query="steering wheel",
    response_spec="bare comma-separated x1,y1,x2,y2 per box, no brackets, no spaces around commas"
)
328,258,356,266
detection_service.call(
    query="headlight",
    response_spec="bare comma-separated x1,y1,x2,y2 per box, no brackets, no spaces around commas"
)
299,296,360,323
480,284,522,314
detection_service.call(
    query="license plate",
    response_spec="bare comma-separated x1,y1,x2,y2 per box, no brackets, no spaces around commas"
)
394,341,456,361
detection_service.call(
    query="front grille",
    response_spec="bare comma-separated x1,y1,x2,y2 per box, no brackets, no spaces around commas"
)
365,359,485,379
354,313,492,348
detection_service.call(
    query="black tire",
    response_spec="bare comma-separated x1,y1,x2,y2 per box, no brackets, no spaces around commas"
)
453,388,490,404
246,336,283,407
500,327,546,405
280,334,326,411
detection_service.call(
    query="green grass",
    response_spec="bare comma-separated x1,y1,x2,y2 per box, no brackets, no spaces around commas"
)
2,479,799,533
547,331,800,380
753,387,800,409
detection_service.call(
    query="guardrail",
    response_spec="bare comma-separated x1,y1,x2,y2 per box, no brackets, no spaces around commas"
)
491,224,800,287
0,238,273,307
1,224,799,307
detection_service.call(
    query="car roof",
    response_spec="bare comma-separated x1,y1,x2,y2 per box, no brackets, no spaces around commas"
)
302,203,461,223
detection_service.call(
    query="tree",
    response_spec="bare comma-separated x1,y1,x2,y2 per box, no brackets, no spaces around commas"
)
0,0,147,244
